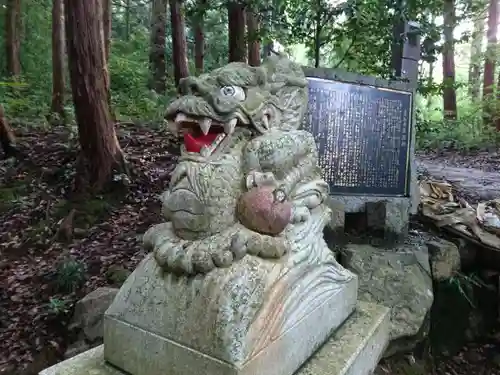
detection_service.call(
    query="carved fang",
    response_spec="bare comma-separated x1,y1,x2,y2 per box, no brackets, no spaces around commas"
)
199,117,212,135
167,120,178,135
224,118,237,135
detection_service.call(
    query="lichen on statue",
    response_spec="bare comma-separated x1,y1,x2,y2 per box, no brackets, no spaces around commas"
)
144,54,333,275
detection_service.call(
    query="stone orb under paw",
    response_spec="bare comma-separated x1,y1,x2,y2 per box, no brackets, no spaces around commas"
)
237,186,292,235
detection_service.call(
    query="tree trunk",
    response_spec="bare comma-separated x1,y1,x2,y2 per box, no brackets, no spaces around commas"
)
193,0,206,74
427,61,434,110
6,0,22,78
442,0,457,120
495,70,500,130
227,0,247,63
125,0,131,41
483,0,498,100
0,104,17,158
263,42,273,57
149,0,167,93
102,0,111,63
468,15,485,101
51,0,66,120
101,0,112,112
170,0,189,86
64,0,125,192
313,0,322,68
194,22,204,74
246,6,260,66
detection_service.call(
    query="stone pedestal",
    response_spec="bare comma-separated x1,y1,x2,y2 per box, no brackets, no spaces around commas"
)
102,253,358,375
40,302,390,375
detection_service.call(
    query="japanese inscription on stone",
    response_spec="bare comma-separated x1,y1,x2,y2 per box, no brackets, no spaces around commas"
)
304,77,412,196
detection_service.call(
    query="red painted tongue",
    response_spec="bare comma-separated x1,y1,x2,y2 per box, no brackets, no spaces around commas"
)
184,133,219,153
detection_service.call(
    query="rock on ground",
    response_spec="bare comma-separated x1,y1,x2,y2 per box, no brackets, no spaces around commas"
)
70,288,118,338
341,242,433,355
426,238,461,281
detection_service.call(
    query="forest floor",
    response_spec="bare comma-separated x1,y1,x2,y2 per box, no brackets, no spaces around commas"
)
2,125,500,375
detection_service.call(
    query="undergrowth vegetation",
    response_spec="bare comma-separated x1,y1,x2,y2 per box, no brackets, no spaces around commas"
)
417,89,500,151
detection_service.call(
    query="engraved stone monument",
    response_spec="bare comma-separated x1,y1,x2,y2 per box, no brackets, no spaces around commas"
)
301,24,420,243
39,55,391,375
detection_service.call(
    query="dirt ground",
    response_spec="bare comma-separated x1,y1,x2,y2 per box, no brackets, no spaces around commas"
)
2,128,500,374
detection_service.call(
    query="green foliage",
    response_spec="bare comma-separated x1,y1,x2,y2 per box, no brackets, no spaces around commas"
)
47,297,70,315
417,88,500,150
446,272,489,308
55,257,86,293
0,0,495,152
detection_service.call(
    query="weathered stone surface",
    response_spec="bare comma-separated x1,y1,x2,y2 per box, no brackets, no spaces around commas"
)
100,55,358,375
342,243,433,344
70,287,118,342
40,302,390,375
104,252,357,375
384,200,410,240
328,197,410,243
64,341,92,360
105,265,132,286
299,301,391,375
325,196,345,230
427,239,461,281
236,186,292,235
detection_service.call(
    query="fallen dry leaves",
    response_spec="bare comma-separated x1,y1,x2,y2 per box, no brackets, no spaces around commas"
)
0,123,177,374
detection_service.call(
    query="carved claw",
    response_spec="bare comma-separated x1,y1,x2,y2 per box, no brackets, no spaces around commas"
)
153,228,247,275
291,206,310,224
246,170,279,190
231,230,288,259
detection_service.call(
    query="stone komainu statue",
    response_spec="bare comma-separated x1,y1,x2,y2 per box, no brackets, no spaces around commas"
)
104,55,358,375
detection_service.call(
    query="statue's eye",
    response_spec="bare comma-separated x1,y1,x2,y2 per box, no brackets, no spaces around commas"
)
220,85,245,101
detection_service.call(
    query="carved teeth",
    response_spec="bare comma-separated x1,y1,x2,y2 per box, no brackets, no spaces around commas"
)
262,115,269,130
224,118,237,134
199,117,212,135
167,120,178,135
200,146,211,157
175,113,189,123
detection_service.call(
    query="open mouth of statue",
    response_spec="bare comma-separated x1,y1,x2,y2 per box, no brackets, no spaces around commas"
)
168,113,236,156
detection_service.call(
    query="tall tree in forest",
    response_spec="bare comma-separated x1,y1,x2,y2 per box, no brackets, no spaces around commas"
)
170,0,189,86
124,0,131,41
101,0,112,116
6,0,22,78
442,0,457,119
468,13,485,101
51,0,66,120
0,104,17,158
102,0,111,63
64,0,126,191
483,0,498,101
246,6,261,66
149,0,167,93
228,0,247,62
193,0,207,74
426,14,436,110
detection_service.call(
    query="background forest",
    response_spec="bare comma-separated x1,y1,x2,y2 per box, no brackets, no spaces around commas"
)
1,0,500,153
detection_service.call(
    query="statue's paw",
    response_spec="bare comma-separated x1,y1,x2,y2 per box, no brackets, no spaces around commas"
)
154,229,244,275
231,230,288,259
291,206,311,224
154,241,194,275
246,170,279,190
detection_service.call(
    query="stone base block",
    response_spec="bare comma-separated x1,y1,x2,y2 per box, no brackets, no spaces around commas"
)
40,301,390,375
101,253,358,375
